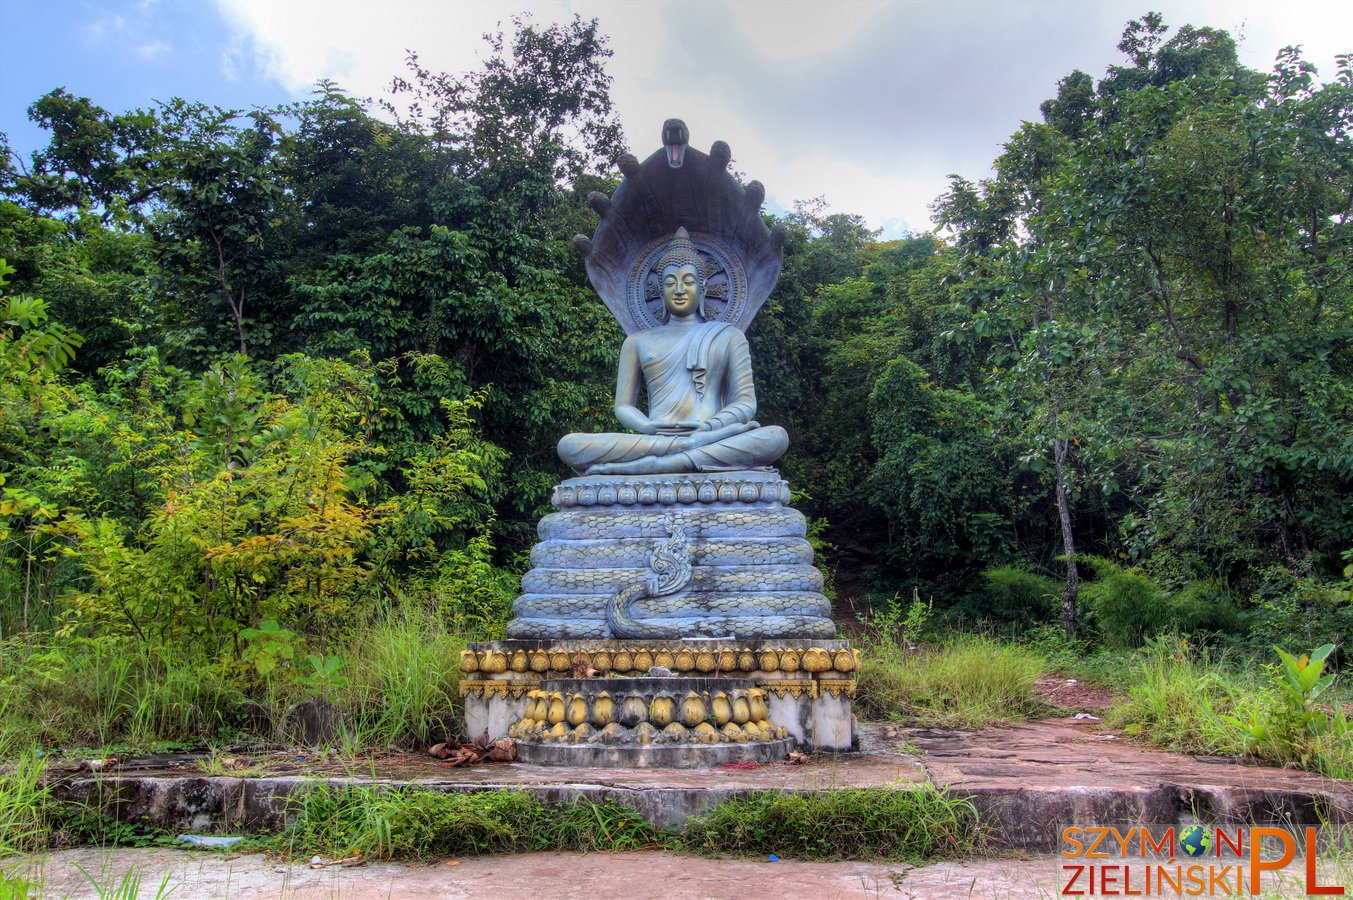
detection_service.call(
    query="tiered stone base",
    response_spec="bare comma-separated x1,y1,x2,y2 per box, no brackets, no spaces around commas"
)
507,470,834,639
460,638,858,760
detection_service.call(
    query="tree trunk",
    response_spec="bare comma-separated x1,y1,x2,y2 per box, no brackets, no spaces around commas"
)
1053,436,1079,638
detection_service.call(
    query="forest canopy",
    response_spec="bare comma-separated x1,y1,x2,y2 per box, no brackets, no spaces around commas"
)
1,12,1350,673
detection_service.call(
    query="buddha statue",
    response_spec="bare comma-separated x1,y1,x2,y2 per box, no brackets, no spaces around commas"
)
558,228,789,476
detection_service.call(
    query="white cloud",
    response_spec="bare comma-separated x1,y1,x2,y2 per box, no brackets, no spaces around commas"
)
82,8,172,64
135,39,170,61
725,0,889,62
214,0,571,99
210,0,1353,237
82,13,128,45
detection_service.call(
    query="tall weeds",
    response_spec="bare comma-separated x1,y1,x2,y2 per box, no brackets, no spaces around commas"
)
857,634,1046,726
0,638,241,751
328,606,467,748
0,751,51,856
1105,638,1259,755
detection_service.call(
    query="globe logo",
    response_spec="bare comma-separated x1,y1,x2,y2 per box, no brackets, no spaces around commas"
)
1179,825,1212,858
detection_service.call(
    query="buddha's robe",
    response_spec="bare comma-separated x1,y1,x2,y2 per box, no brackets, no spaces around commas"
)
558,321,788,473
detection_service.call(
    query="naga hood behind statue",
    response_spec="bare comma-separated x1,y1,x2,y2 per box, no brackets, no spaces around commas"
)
573,119,787,335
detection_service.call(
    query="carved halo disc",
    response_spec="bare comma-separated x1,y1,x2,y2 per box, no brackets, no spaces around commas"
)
631,232,747,331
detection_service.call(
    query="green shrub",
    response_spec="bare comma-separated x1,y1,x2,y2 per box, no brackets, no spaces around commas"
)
1248,563,1353,654
1082,561,1174,648
857,634,1046,726
681,786,977,861
1082,560,1239,648
1168,579,1241,636
1224,644,1350,779
950,565,1058,629
859,589,933,651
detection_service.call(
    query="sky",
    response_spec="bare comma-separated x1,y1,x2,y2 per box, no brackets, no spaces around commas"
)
3,0,1351,238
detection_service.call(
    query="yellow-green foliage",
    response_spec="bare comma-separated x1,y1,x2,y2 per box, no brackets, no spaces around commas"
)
56,355,392,648
3,352,512,665
0,347,517,752
856,635,1046,726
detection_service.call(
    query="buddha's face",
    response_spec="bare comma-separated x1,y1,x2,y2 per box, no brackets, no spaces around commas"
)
662,263,701,319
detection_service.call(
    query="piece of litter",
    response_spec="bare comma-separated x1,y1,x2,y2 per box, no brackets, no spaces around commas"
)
1072,713,1101,720
447,860,461,866
768,854,779,862
178,835,244,848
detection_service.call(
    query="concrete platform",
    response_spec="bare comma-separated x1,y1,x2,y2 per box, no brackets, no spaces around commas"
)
44,719,1352,850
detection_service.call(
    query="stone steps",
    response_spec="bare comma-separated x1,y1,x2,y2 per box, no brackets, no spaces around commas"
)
504,615,839,640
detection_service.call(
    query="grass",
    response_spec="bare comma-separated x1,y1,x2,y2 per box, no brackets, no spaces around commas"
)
1103,638,1258,756
0,605,468,758
0,752,50,857
680,786,979,861
271,784,978,863
0,637,242,755
0,870,37,899
1103,637,1351,778
0,749,177,858
856,634,1048,726
72,862,176,900
274,787,660,860
326,607,466,750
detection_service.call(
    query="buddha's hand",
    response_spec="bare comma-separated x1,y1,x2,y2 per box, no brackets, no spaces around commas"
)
652,420,700,435
677,421,757,452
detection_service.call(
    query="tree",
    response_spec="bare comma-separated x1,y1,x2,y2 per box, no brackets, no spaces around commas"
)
935,16,1353,632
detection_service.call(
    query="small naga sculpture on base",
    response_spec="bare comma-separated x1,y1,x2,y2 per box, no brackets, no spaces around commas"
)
606,516,693,639
506,119,835,642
